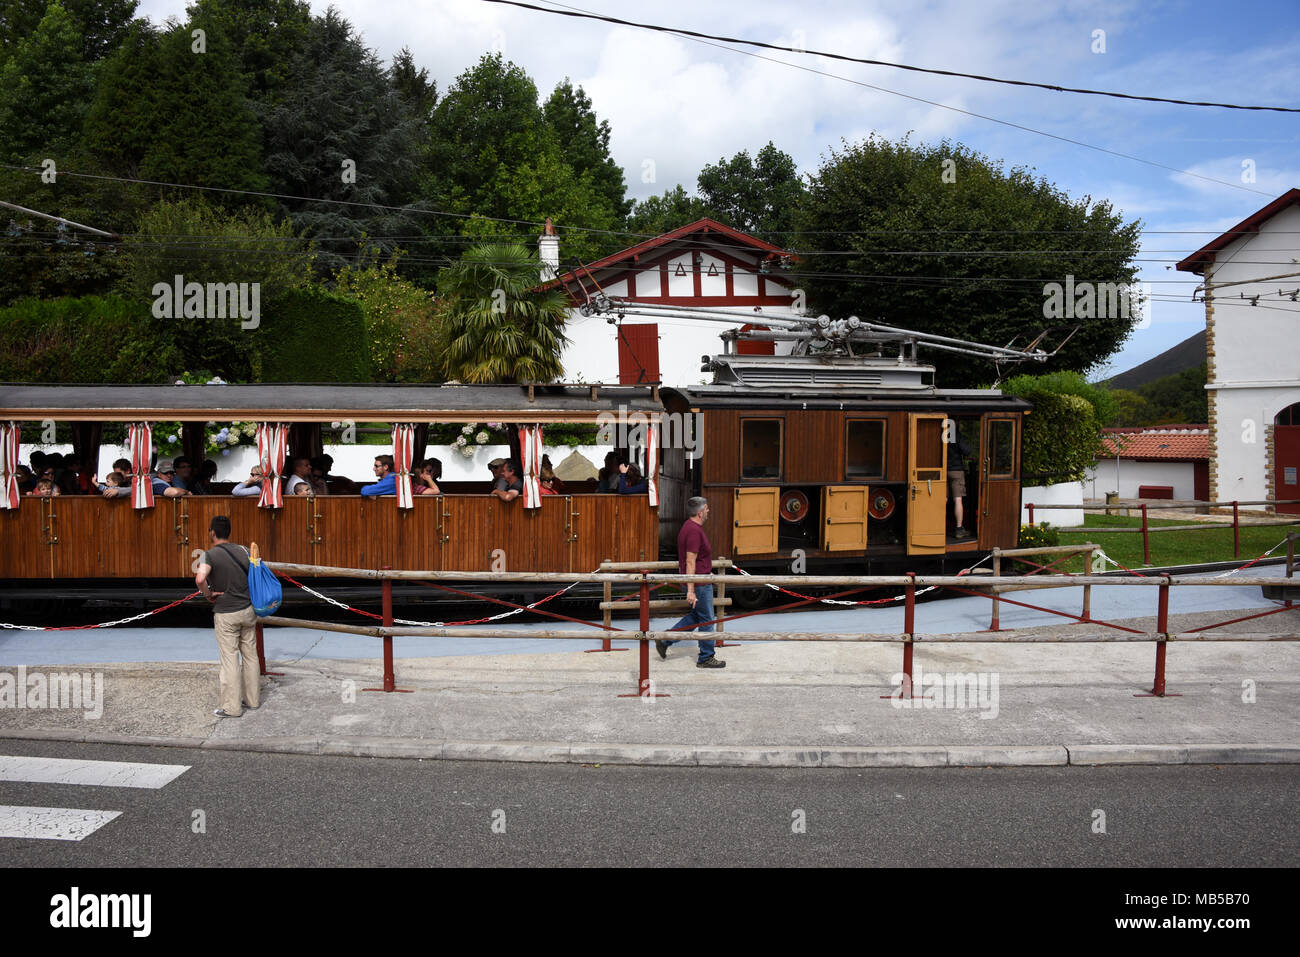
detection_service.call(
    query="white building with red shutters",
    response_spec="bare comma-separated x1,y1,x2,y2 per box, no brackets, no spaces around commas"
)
540,218,804,386
1176,188,1300,514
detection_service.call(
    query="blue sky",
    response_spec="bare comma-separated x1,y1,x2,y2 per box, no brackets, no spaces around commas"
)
137,0,1300,378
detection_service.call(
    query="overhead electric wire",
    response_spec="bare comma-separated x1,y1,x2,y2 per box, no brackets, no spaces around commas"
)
482,0,1300,114
502,0,1275,198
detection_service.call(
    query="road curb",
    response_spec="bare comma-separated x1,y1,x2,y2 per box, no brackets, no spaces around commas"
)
3,728,1299,767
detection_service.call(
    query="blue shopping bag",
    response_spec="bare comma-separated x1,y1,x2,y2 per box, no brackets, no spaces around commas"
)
247,542,282,617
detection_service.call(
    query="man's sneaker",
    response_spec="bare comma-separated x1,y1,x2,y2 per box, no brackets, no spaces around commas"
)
954,527,970,539
213,709,239,718
696,657,726,669
242,701,259,710
655,640,669,660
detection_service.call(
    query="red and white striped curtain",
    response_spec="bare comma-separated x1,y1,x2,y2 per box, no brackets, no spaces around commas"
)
257,423,288,508
0,421,19,510
392,423,415,509
129,422,155,509
519,424,543,509
646,420,659,507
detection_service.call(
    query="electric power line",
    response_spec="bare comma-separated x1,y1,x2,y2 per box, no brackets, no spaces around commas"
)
483,0,1300,114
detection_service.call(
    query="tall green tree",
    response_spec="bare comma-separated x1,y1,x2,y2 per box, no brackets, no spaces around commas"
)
543,79,630,219
794,135,1142,385
183,0,311,105
421,54,625,268
697,141,806,238
0,2,95,162
123,197,315,379
392,46,436,124
121,15,268,195
438,244,570,383
625,184,710,236
1,0,137,63
82,19,161,177
261,8,422,273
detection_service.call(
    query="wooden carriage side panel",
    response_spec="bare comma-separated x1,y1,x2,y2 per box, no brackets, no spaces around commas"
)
494,498,566,573
1,501,58,578
886,412,907,483
359,498,415,571
570,494,618,572
316,496,363,570
54,498,176,579
49,498,109,578
441,496,495,572
786,411,842,484
611,496,657,566
700,489,734,561
703,410,740,485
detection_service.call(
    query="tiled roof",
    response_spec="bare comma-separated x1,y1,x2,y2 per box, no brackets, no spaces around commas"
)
1099,426,1210,461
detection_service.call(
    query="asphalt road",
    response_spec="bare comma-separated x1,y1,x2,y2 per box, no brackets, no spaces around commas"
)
3,739,1297,868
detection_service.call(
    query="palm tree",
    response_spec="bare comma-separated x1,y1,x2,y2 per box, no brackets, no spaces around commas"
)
438,243,570,383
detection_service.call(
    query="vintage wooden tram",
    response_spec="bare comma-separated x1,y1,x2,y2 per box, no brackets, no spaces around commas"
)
0,313,1040,602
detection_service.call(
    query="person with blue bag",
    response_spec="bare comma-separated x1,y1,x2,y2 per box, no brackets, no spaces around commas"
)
195,515,281,717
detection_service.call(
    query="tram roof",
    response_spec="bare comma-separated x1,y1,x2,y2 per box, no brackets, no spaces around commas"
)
662,385,1032,413
0,382,663,423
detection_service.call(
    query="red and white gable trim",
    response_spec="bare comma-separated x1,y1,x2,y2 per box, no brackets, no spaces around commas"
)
547,217,797,308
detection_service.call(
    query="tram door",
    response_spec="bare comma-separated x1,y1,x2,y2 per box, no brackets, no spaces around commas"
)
979,416,1021,549
907,414,948,554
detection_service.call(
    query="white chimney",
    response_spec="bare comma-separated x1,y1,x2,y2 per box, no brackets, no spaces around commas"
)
539,217,560,282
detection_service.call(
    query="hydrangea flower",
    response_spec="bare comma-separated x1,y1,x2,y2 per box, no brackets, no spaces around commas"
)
475,431,488,444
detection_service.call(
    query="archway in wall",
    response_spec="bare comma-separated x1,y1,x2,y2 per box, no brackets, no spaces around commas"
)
1274,402,1300,514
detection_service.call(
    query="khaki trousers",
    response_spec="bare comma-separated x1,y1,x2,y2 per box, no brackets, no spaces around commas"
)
214,605,260,716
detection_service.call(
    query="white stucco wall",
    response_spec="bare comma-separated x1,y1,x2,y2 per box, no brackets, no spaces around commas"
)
1203,203,1300,509
1087,460,1197,500
1021,480,1086,526
559,306,801,387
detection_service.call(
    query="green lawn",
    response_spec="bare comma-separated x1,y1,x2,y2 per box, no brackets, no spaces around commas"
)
1043,514,1300,571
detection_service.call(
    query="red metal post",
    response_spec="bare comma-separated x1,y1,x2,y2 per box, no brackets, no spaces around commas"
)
1141,503,1151,566
621,571,667,697
381,572,395,692
1137,575,1179,697
988,551,1001,631
1027,503,1034,527
364,566,410,693
254,621,283,677
885,573,919,699
1233,501,1240,560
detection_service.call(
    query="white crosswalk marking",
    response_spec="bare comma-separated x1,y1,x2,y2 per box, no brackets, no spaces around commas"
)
0,754,192,843
0,805,122,841
0,756,190,789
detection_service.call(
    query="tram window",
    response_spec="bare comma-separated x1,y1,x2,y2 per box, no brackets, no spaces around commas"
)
846,420,885,478
740,419,782,480
989,419,1016,476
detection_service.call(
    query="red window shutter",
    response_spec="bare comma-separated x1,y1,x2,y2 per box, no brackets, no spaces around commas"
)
737,323,775,356
617,323,660,383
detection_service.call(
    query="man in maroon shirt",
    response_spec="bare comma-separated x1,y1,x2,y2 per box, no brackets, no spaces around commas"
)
656,496,725,668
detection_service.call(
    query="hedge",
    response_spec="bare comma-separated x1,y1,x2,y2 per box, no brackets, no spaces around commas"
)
0,295,179,382
251,289,371,382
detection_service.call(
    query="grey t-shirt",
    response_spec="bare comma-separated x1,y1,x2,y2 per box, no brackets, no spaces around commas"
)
204,543,251,614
